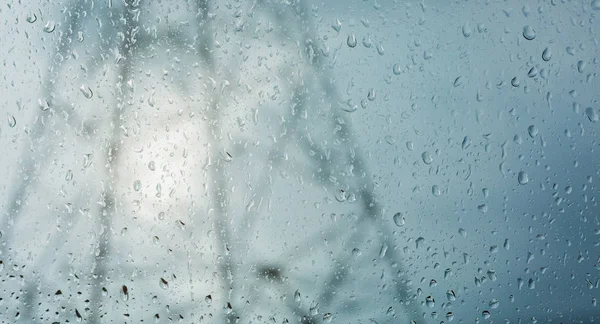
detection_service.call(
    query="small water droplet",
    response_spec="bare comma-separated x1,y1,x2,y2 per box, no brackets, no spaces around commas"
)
323,313,333,323
43,21,56,33
65,170,73,181
376,44,385,55
294,290,301,303
421,151,434,165
431,185,441,196
527,125,538,138
392,63,401,75
26,13,37,23
133,180,141,191
523,25,536,40
518,171,529,185
446,312,454,321
148,161,156,171
79,85,93,99
406,141,414,151
585,107,599,123
7,114,16,128
393,212,405,227
347,34,357,48
542,47,552,61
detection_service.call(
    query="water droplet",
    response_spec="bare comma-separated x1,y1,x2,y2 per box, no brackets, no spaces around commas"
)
528,66,538,78
205,295,212,304
453,76,464,87
431,185,441,196
593,0,600,10
148,161,156,171
518,171,529,185
121,285,129,302
478,204,488,213
406,141,414,151
577,60,586,73
503,239,511,250
379,244,388,258
461,136,471,150
160,278,169,289
462,23,472,37
392,63,401,75
323,313,332,323
43,21,56,33
482,310,491,319
489,299,499,309
79,85,93,99
511,77,520,87
65,170,73,181
158,212,165,221
331,18,342,32
376,44,385,55
523,25,536,40
425,296,435,308
415,237,425,249
585,107,599,122
347,34,357,48
26,13,37,23
542,47,552,61
421,151,434,165
446,312,454,321
133,180,141,191
294,290,301,303
384,135,395,145
393,212,405,227
367,88,376,101
7,114,16,128
527,125,538,138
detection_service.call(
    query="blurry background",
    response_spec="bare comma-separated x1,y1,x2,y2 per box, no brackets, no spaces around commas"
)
0,0,599,323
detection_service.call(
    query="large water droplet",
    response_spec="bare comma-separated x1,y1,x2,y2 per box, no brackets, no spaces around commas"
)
121,285,129,302
527,125,538,138
393,212,405,227
43,21,56,33
585,107,599,123
347,34,357,48
331,18,342,32
160,278,169,289
421,151,434,165
482,310,491,319
7,114,16,128
523,25,536,40
425,296,435,308
518,171,529,185
511,77,520,87
80,85,93,99
542,47,552,61
26,13,37,23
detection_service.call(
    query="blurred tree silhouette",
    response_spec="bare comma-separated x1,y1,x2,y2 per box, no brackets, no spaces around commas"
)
0,0,422,323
